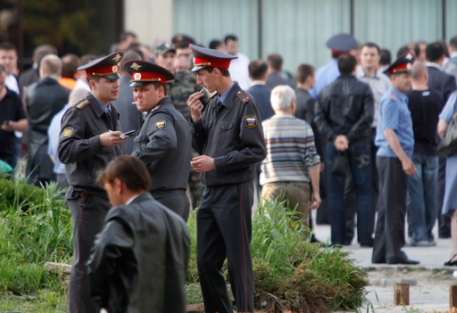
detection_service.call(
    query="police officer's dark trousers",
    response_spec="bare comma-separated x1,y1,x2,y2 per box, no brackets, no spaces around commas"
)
197,182,254,313
153,190,190,222
67,187,111,313
372,157,407,264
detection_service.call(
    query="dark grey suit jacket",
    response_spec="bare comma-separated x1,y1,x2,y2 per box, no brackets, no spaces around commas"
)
427,66,456,102
266,72,295,89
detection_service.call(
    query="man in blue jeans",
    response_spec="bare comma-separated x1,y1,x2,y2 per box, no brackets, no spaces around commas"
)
406,62,444,247
315,54,375,247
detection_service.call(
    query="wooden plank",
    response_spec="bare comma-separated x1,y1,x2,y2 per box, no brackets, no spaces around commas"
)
450,285,457,309
394,283,410,306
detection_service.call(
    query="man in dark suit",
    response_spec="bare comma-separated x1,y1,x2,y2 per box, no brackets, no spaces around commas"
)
247,60,274,122
19,44,58,95
426,42,457,240
88,155,189,313
26,54,70,185
426,42,456,102
111,50,143,154
266,54,294,89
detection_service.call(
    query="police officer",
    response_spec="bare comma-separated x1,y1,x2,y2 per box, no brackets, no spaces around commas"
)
124,60,192,221
187,45,266,313
58,52,126,313
372,53,419,265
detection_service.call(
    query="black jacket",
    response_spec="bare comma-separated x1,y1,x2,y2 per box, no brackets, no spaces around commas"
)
315,75,374,144
427,66,456,102
191,82,266,187
58,93,125,195
26,77,70,177
131,97,191,193
88,192,190,313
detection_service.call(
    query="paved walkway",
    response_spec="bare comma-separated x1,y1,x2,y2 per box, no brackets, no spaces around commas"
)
312,217,457,312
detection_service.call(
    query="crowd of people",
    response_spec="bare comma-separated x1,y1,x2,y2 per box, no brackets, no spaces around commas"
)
1,30,457,312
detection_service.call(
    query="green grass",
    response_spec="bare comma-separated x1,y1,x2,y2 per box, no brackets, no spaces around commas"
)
0,177,369,312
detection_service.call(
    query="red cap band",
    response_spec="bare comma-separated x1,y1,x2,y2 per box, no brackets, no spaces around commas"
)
388,63,411,75
331,49,350,56
85,64,119,77
193,57,231,69
131,71,166,84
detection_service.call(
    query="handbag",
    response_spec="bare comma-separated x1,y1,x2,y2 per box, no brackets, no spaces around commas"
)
331,151,349,176
437,112,457,158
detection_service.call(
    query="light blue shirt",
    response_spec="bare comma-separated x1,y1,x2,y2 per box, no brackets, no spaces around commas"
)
310,59,340,98
219,82,236,104
48,104,69,174
375,87,414,158
439,91,457,123
90,92,112,113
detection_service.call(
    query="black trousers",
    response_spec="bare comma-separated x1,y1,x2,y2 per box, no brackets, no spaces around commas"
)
437,158,451,237
197,182,254,313
372,157,407,264
153,190,190,222
67,187,111,313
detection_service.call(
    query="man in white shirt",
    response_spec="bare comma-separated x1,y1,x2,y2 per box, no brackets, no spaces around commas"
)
225,34,251,90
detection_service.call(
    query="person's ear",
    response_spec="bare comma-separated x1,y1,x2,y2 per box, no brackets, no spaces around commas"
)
114,178,123,193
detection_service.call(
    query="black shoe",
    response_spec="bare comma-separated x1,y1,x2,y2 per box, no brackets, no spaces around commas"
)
387,251,420,265
444,254,457,266
310,235,321,243
360,242,373,248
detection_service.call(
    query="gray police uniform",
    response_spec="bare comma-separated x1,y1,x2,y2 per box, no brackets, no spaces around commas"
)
191,82,266,313
131,97,191,221
58,93,125,313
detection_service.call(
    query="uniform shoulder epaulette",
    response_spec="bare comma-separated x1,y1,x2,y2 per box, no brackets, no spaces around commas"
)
236,90,251,104
75,99,90,110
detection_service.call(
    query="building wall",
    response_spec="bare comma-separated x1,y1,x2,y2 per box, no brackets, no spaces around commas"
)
125,0,457,73
124,0,174,47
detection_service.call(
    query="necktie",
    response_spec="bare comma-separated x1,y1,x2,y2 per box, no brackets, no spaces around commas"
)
106,111,114,130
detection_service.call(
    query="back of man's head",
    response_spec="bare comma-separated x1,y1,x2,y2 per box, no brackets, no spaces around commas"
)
337,54,357,75
209,40,223,50
426,42,444,63
97,155,151,193
40,54,62,78
450,36,457,51
411,62,428,82
61,54,80,79
34,44,57,63
270,85,295,111
397,46,411,59
119,50,142,75
248,60,268,80
296,64,314,84
267,54,283,72
380,49,391,66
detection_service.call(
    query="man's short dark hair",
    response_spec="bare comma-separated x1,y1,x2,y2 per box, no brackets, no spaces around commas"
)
151,82,168,96
296,64,315,84
437,40,450,58
61,54,80,78
209,40,223,50
0,42,17,52
450,36,457,50
380,49,391,66
97,155,151,192
267,54,283,71
248,60,268,80
337,54,357,75
362,42,381,55
120,31,137,42
397,46,411,58
205,66,230,77
426,42,445,63
224,34,238,44
34,44,58,61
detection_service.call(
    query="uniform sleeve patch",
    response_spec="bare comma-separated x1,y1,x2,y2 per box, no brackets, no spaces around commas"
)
62,127,73,137
75,100,90,109
245,115,257,128
155,119,167,130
